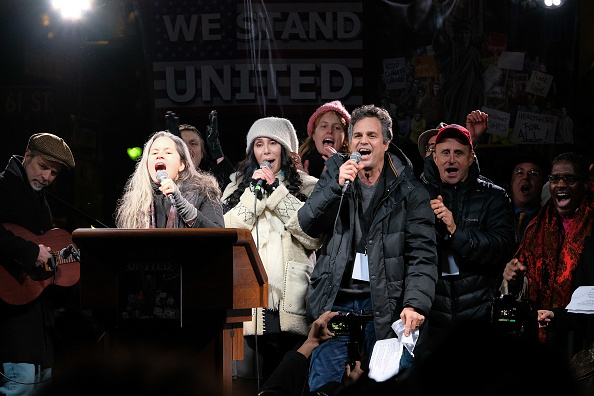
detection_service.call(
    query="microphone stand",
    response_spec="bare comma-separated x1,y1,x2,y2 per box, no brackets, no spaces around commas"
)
45,190,110,228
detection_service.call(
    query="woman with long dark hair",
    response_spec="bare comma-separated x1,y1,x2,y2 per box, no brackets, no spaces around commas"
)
222,117,320,381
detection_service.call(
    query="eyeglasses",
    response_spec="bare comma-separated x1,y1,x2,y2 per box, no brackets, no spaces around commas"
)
513,168,541,177
548,174,586,185
425,144,435,153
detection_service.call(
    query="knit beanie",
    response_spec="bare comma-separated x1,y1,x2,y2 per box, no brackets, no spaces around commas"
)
307,101,351,137
246,117,299,153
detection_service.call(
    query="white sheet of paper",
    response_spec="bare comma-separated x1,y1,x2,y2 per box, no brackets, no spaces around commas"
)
566,286,594,313
392,319,419,357
368,319,420,382
352,252,370,281
368,338,402,382
441,251,460,276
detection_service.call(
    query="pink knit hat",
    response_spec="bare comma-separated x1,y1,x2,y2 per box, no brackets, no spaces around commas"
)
307,101,351,137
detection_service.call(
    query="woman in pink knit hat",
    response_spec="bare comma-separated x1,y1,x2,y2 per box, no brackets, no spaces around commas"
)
298,101,351,178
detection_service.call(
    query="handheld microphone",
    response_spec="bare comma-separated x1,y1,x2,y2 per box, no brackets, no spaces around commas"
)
254,161,272,191
156,170,176,205
341,152,362,194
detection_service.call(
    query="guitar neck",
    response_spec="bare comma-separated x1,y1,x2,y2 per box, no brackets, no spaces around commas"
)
51,251,77,265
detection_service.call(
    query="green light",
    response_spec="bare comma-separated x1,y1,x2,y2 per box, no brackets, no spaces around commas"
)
127,147,142,160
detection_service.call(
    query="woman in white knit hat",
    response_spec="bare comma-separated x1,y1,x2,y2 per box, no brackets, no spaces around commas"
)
222,117,321,381
298,100,351,178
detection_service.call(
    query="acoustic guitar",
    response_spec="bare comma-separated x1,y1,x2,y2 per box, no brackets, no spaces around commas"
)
0,223,80,305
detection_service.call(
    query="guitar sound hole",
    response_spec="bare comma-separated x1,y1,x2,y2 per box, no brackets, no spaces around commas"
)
27,267,55,282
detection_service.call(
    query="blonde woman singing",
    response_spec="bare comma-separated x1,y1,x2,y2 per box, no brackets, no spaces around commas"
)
116,131,223,229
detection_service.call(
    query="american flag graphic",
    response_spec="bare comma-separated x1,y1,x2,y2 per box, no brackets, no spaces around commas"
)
149,0,363,116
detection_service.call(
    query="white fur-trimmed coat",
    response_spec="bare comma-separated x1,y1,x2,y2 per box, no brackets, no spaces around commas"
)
222,170,321,336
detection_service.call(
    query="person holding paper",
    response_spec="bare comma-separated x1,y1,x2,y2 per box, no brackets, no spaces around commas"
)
502,152,594,359
298,104,438,391
422,124,515,341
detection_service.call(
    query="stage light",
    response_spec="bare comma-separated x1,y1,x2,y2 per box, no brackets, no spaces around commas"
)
51,0,91,20
542,0,565,7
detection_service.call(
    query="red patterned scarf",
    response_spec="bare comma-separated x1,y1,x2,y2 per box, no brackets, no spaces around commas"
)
516,192,594,311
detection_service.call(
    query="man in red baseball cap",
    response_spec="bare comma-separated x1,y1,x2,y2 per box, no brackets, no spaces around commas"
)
421,122,515,346
432,124,474,185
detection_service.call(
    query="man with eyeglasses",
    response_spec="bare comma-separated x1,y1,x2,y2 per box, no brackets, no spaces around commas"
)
509,153,547,242
503,152,594,362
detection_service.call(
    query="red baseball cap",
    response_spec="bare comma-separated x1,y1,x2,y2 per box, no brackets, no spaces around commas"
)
434,124,473,151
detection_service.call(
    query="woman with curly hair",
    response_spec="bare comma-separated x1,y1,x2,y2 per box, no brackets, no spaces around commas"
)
222,117,321,381
298,101,350,178
116,131,223,229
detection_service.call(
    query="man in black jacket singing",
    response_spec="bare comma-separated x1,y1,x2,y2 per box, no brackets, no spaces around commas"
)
422,124,515,344
298,104,438,391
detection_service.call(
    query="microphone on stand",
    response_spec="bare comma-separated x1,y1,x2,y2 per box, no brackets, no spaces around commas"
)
341,152,362,194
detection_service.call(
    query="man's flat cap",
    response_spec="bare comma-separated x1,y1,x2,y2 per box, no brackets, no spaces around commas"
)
27,133,75,169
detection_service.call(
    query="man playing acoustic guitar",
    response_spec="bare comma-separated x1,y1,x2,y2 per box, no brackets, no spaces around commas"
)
0,133,75,396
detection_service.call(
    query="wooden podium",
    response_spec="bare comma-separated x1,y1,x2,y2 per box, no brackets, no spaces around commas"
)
72,228,268,396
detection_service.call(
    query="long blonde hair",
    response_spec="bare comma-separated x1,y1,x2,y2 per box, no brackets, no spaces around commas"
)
115,131,221,228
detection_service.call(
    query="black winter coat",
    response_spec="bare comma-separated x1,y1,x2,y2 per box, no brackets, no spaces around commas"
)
421,155,515,333
298,150,438,340
0,156,56,366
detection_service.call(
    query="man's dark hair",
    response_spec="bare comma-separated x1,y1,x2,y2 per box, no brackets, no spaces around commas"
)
348,104,393,144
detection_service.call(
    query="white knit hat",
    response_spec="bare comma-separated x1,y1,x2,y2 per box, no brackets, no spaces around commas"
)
245,117,299,153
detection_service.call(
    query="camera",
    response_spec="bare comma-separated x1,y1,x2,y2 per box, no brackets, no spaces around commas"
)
490,294,538,342
327,311,374,368
328,312,353,336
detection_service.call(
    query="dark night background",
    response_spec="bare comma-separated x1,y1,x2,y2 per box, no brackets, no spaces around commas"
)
1,0,593,230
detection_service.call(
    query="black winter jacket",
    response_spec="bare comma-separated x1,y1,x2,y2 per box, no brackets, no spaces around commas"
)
298,150,438,340
421,155,515,333
0,155,56,367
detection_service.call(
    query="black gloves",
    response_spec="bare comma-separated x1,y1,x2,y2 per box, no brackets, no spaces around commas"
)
165,111,180,135
263,178,279,195
206,110,224,160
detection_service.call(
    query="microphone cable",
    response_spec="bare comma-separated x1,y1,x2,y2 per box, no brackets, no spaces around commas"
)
253,184,261,392
45,190,109,228
251,160,271,392
334,152,360,232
